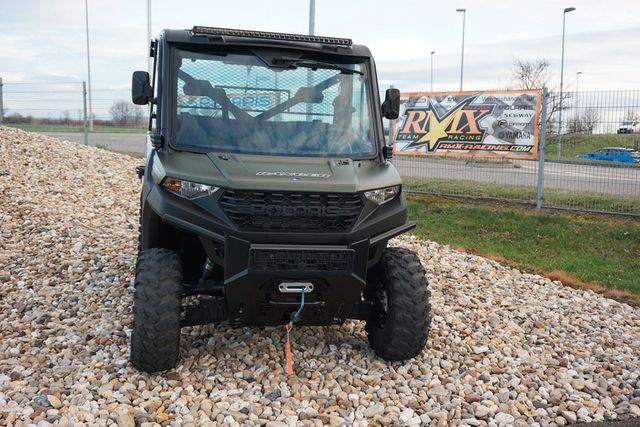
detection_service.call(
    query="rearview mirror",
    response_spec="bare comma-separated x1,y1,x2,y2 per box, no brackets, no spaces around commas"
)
183,79,214,96
132,71,153,105
294,86,324,104
381,88,400,120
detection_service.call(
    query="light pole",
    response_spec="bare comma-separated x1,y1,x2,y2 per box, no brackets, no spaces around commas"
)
147,0,152,75
557,6,576,157
309,0,315,35
430,51,435,92
456,8,466,92
84,0,93,131
306,0,315,120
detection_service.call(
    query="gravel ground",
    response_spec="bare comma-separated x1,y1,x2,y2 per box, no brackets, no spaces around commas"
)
1,126,639,427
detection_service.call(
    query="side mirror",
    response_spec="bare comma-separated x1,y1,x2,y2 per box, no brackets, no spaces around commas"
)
381,88,400,120
132,71,153,105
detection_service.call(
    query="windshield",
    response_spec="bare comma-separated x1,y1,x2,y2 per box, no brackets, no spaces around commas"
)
172,48,376,157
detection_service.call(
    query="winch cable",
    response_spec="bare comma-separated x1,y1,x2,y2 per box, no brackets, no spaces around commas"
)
291,287,305,323
284,287,306,375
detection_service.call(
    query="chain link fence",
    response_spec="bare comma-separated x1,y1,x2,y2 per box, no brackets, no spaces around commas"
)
1,80,638,216
0,80,145,133
388,89,640,216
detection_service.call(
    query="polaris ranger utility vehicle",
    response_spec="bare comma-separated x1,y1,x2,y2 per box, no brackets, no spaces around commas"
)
130,26,431,372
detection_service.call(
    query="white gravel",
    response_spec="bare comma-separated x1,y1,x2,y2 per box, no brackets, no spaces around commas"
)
1,126,639,427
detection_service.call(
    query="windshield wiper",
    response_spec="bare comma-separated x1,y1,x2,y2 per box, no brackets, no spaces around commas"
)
272,57,363,75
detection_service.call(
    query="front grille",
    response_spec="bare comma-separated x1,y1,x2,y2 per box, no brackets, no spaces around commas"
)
220,190,363,232
250,249,354,271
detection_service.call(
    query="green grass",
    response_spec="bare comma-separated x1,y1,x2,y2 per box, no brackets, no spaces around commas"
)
111,149,144,159
408,195,640,297
4,123,147,134
403,177,640,215
545,133,639,160
94,144,145,159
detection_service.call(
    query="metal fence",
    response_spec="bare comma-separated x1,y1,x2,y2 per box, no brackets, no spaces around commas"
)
0,79,144,137
1,81,639,216
550,89,640,135
391,89,640,216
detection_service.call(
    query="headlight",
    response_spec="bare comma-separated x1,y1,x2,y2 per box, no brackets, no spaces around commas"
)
162,177,219,199
364,185,400,205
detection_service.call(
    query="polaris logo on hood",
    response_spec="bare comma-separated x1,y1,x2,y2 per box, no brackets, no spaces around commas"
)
256,171,331,178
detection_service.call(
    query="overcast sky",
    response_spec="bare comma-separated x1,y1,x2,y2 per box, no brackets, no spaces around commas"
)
1,0,638,117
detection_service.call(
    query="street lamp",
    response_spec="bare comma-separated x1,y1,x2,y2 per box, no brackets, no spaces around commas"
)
147,0,152,75
456,8,466,92
430,51,435,92
309,0,315,35
557,6,576,157
84,0,93,131
306,0,316,120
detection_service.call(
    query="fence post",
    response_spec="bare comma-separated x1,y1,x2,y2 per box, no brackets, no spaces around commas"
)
536,87,548,209
82,81,89,145
0,77,4,125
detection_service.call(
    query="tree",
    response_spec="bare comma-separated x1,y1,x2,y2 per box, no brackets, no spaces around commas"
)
623,109,639,122
61,110,71,125
581,108,600,134
511,58,572,133
109,101,144,126
567,108,599,134
512,59,551,90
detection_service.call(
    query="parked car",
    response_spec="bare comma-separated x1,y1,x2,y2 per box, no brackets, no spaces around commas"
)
577,147,640,163
617,121,640,134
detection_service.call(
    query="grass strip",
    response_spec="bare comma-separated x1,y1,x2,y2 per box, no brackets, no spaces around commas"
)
402,177,640,215
407,194,640,303
5,123,147,134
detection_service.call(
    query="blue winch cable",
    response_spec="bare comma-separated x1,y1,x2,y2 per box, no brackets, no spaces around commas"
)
291,287,305,323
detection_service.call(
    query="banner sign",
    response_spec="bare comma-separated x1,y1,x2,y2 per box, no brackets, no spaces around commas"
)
394,90,542,159
178,92,278,112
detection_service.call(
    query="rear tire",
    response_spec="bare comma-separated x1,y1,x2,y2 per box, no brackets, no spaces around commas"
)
365,247,431,360
131,248,183,372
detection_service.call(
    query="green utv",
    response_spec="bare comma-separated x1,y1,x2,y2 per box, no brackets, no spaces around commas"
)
130,26,431,372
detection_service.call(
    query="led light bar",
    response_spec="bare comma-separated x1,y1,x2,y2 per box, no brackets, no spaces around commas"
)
191,26,352,47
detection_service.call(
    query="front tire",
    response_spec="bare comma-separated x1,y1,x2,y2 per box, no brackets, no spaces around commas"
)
365,247,431,360
131,248,183,372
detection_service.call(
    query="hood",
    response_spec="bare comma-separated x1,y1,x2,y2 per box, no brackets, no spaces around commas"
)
154,151,401,193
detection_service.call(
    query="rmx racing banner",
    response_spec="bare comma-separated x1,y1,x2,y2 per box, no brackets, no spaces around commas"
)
393,90,542,159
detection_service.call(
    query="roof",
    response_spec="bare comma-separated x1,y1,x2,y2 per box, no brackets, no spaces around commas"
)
159,27,372,58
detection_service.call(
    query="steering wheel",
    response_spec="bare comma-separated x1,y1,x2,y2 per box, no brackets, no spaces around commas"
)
324,129,359,155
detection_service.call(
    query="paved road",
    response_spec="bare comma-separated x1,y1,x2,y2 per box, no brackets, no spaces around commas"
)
45,132,146,154
394,157,640,197
46,132,640,197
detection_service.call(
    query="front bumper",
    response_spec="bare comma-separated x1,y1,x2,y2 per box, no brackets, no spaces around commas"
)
178,220,414,326
222,236,370,325
143,181,415,325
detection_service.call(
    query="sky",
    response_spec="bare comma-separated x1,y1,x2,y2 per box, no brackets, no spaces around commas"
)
0,0,638,118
